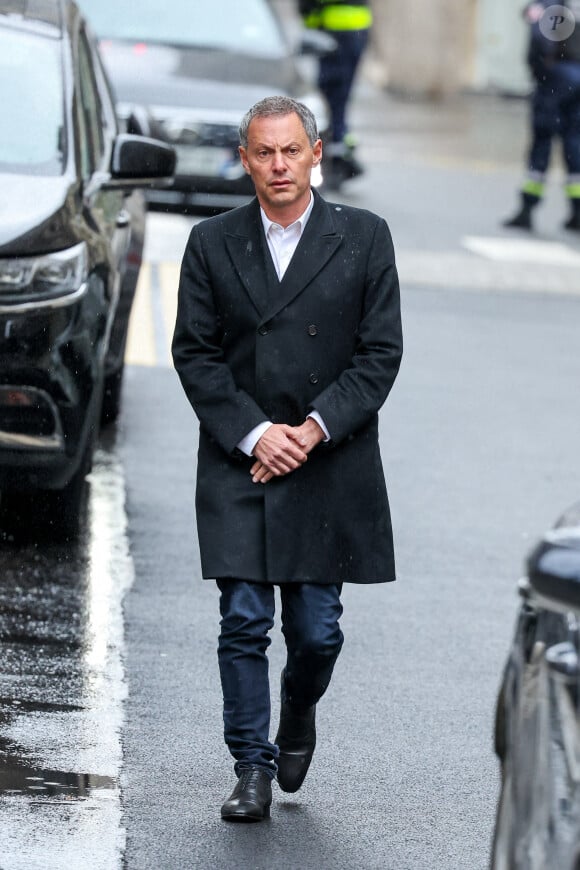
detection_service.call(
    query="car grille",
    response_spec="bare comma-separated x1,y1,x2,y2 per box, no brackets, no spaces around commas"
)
0,387,64,451
163,120,239,148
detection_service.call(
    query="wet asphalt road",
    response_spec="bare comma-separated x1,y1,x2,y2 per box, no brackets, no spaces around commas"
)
117,285,580,870
1,85,580,868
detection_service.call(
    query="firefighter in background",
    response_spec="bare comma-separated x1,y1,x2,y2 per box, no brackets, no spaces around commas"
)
299,0,372,188
504,0,580,231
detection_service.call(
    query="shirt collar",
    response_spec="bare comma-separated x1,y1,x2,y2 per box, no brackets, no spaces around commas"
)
260,191,315,237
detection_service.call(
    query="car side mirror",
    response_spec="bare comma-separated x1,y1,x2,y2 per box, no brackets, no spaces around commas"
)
527,503,580,610
107,134,176,187
298,29,338,57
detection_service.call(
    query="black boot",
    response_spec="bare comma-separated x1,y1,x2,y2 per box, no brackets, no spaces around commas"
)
564,199,580,231
322,141,365,191
221,767,272,822
275,671,317,793
503,192,539,230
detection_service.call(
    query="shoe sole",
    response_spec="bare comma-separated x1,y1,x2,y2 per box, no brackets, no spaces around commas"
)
221,805,271,822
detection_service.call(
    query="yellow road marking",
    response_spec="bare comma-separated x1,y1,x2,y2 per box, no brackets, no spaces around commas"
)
159,261,180,367
126,262,179,368
126,263,156,367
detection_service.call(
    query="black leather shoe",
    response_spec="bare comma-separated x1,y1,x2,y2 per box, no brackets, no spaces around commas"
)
564,206,580,231
275,688,317,794
220,767,272,822
503,208,533,230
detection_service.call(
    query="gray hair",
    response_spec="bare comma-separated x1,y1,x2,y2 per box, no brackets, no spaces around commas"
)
239,96,319,148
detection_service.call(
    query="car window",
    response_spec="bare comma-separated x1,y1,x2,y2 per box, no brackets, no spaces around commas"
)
76,29,106,176
0,29,65,175
78,0,286,58
84,23,120,136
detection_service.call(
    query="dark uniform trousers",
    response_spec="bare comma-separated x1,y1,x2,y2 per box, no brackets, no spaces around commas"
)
319,28,369,143
527,61,580,195
301,0,372,145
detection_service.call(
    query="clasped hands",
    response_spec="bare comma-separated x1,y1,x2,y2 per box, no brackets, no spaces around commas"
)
251,418,325,484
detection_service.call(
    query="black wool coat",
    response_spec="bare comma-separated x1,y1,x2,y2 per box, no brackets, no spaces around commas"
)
172,190,403,584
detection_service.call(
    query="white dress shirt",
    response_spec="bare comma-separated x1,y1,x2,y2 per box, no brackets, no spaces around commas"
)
236,193,330,456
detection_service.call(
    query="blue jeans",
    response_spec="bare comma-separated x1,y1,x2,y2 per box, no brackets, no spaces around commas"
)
216,579,344,776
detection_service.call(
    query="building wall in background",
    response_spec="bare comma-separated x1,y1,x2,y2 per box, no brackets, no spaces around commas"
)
370,0,530,96
371,0,477,97
473,0,530,93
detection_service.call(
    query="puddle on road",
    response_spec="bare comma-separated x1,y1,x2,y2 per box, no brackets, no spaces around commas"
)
0,758,116,800
0,725,115,801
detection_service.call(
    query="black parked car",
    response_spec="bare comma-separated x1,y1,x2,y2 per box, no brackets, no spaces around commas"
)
492,503,580,869
78,0,332,211
0,0,175,536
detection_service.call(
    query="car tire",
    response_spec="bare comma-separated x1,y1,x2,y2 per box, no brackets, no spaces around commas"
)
42,442,92,538
0,424,96,543
101,361,125,426
1,454,90,543
494,679,507,763
490,764,514,870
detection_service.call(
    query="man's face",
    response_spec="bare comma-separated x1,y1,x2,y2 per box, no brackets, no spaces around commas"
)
239,112,322,222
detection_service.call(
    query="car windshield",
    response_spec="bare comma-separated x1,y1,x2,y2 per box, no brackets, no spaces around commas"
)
0,30,65,175
79,0,286,58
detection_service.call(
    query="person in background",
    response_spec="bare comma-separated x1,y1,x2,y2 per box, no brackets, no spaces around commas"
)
299,0,372,188
504,0,580,231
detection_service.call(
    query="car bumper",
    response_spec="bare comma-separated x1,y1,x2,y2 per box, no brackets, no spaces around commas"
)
145,170,255,211
146,186,254,211
0,281,108,490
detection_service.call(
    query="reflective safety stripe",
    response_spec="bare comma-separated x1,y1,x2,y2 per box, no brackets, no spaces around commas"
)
304,11,322,27
320,5,373,30
565,183,580,199
522,179,544,197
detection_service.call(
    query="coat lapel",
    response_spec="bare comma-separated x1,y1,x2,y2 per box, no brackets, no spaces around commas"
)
224,200,271,316
261,192,343,323
223,192,344,321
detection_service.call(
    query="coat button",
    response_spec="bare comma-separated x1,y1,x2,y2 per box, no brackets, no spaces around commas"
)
309,372,319,385
307,324,318,336
258,324,270,336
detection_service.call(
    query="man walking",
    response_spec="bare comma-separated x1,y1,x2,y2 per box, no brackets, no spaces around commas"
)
172,96,402,822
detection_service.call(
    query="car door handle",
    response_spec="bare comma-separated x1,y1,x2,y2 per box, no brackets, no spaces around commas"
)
116,209,130,228
546,642,579,679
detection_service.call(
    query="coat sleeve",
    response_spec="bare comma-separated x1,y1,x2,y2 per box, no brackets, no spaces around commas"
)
171,225,269,456
309,217,403,444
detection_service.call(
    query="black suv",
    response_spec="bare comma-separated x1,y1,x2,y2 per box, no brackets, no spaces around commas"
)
0,0,174,535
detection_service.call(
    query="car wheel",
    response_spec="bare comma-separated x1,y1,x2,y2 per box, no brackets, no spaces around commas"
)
4,463,90,543
101,361,125,426
490,763,515,870
494,679,507,763
0,438,93,543
41,444,92,539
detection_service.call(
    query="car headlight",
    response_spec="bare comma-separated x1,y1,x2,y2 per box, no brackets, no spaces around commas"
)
0,242,88,307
